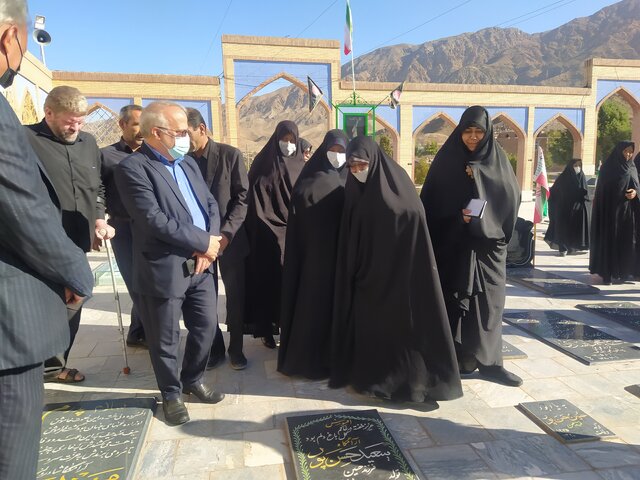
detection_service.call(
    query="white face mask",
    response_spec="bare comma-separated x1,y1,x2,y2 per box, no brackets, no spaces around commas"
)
327,151,346,168
167,135,191,160
574,166,581,174
352,167,369,183
279,140,296,157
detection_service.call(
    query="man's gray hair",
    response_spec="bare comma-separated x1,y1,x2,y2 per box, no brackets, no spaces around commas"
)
119,104,143,123
44,86,89,114
0,0,28,25
140,101,187,137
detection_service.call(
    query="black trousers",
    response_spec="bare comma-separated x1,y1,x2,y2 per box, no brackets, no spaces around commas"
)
44,305,81,372
109,218,145,341
211,256,246,358
0,363,44,480
139,272,217,400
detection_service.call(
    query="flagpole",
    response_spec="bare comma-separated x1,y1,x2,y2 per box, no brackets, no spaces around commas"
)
350,41,356,103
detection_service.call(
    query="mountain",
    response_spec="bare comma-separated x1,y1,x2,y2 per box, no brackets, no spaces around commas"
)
237,0,640,154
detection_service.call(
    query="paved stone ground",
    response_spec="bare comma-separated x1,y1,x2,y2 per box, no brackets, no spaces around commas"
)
45,208,640,480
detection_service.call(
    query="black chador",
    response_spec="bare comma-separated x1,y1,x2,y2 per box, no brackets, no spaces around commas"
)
244,120,305,343
421,106,522,387
278,130,349,379
329,136,462,403
545,159,590,255
590,141,638,283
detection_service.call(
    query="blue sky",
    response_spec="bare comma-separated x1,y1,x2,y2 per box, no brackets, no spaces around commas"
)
26,0,620,78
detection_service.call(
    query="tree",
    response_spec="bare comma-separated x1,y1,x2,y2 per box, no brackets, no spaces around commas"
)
507,152,517,173
546,129,573,167
414,158,430,185
597,97,632,162
379,134,393,158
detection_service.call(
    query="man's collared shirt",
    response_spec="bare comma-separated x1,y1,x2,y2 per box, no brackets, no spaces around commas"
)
147,145,208,232
101,137,136,219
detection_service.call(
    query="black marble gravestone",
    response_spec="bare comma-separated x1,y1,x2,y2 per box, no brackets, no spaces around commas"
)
502,340,528,360
576,302,640,331
625,384,640,399
518,399,615,443
286,409,418,480
507,268,600,296
38,397,156,480
503,310,640,365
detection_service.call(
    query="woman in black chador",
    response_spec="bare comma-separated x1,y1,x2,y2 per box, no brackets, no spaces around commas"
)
329,136,462,403
278,130,349,379
420,106,522,387
590,141,638,284
545,158,590,256
244,120,305,348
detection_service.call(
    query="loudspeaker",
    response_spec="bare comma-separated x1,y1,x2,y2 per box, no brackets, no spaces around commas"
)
33,29,51,45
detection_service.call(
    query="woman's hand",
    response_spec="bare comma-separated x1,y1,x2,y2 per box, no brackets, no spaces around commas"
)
625,189,637,200
462,209,472,224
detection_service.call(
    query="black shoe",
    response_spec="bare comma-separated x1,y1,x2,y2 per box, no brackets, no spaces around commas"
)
558,250,567,257
458,356,478,375
229,352,248,370
602,275,612,285
182,382,225,404
262,335,276,349
478,365,523,387
162,398,189,425
126,337,147,348
206,354,225,370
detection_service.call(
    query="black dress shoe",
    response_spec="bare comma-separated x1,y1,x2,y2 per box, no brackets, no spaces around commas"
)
126,337,147,348
206,354,225,370
163,398,189,425
182,382,225,404
262,335,276,349
478,365,523,387
229,352,248,370
458,357,478,375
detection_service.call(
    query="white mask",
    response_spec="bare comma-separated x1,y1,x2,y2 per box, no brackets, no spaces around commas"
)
574,166,581,174
168,135,191,160
327,151,346,168
279,140,296,157
352,167,369,183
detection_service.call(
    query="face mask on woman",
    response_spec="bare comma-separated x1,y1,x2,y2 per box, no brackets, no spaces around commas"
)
352,167,369,183
574,166,581,174
279,140,296,157
327,151,346,168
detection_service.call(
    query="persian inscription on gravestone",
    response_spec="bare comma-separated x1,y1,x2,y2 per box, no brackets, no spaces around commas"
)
503,310,640,365
519,399,615,443
286,409,418,480
38,397,156,480
502,340,527,360
507,267,600,296
576,302,640,331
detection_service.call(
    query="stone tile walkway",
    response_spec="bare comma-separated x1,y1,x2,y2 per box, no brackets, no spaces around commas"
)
45,214,640,479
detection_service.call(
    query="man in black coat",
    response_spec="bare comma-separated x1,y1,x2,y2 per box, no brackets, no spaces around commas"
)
115,102,225,425
26,85,114,383
186,108,250,370
0,4,94,476
101,104,146,347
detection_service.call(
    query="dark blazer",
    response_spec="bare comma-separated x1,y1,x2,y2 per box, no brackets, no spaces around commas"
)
195,139,249,261
0,96,94,370
25,120,106,252
100,137,135,219
115,143,221,298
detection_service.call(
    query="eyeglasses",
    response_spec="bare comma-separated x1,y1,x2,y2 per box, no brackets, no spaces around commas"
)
155,126,189,138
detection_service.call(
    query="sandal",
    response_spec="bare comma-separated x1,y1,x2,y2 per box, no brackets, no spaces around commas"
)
48,368,85,383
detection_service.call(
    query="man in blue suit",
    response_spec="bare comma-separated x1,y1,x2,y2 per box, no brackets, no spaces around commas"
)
0,1,94,477
115,101,225,425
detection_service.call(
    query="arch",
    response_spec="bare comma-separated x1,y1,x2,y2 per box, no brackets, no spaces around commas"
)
84,103,121,148
236,71,331,118
492,113,526,180
412,111,457,138
534,113,583,164
20,90,38,124
596,86,640,113
491,112,526,139
373,116,400,162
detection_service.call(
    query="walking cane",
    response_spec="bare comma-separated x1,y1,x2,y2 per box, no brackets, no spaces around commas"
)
104,238,131,374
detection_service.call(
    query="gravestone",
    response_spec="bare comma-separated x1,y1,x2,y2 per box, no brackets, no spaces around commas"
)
507,268,600,296
37,397,156,480
503,310,640,365
93,261,125,287
502,340,527,360
286,409,418,480
625,384,640,399
576,302,640,331
518,399,615,443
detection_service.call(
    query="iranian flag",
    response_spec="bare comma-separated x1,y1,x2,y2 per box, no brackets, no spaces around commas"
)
344,0,353,55
533,144,550,224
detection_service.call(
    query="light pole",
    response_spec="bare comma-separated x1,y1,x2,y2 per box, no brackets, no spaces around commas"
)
33,15,51,67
